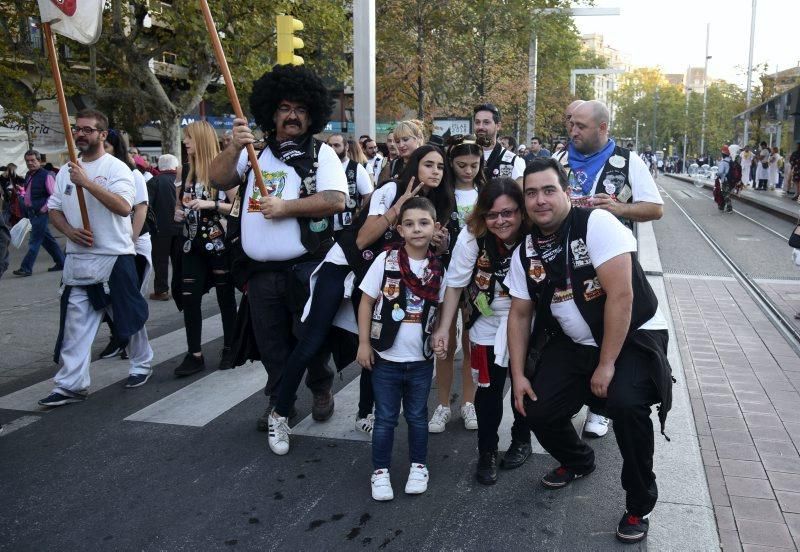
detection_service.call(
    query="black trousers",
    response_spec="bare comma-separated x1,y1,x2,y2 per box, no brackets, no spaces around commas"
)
181,249,237,353
246,264,333,402
524,333,661,516
474,345,530,453
150,234,174,294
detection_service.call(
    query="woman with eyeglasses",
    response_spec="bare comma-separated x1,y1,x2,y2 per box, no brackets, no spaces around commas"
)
427,137,488,434
432,177,528,485
172,120,238,376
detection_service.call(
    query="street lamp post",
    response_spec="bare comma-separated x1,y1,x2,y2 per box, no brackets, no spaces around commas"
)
700,22,710,157
652,85,658,152
744,0,757,145
526,7,620,144
634,119,644,152
683,84,691,174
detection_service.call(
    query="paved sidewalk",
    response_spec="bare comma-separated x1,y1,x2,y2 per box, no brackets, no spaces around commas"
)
666,173,799,221
667,274,800,551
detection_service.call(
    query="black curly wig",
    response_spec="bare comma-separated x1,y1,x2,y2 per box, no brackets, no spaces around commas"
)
250,64,334,136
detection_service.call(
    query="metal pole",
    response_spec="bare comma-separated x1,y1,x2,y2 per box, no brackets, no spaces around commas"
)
683,86,690,173
652,85,658,152
744,0,756,145
526,29,537,144
354,0,376,141
700,22,710,157
634,119,639,152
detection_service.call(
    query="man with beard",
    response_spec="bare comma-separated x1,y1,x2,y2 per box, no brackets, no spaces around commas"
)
506,157,671,544
209,65,347,431
38,109,149,406
326,133,373,236
473,103,526,185
551,100,663,439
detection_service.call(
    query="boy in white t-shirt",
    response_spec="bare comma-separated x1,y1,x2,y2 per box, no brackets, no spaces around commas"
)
357,197,444,502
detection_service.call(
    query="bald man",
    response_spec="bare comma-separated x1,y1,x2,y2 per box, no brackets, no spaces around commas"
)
553,100,665,439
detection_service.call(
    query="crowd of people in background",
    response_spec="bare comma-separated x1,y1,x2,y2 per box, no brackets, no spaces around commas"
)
0,62,709,546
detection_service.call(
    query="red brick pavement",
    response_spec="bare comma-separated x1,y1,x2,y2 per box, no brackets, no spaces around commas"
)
666,274,800,551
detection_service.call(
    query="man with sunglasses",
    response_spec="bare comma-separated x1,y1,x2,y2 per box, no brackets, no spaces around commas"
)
39,108,149,407
210,64,347,435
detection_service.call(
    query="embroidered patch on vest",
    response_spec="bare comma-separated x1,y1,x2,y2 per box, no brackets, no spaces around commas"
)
383,277,401,300
570,239,591,268
475,270,491,290
583,277,605,301
385,250,400,271
370,321,382,339
528,259,546,283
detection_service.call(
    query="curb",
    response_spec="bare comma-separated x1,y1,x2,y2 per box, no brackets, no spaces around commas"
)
637,221,720,550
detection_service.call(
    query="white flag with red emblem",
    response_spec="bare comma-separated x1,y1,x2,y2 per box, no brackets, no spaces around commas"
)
37,0,104,45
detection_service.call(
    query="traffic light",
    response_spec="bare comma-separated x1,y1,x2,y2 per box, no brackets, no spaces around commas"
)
276,15,304,66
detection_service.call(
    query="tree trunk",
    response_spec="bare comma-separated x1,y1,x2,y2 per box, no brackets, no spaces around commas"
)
160,115,182,156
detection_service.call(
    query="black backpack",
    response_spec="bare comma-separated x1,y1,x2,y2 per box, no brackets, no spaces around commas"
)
727,159,742,185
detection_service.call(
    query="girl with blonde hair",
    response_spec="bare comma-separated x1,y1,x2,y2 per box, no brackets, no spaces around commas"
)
377,119,425,184
172,120,239,376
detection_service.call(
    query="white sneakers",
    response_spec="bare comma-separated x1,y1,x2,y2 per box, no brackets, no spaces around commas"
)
428,405,451,433
267,413,290,455
583,411,610,438
371,465,429,501
430,403,478,432
355,413,375,434
371,469,394,501
405,464,429,494
461,402,478,430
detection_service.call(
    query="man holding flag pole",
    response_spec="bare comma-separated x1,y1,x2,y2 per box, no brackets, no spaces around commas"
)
35,2,151,405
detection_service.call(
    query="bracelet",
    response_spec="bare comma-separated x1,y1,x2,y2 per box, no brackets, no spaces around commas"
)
383,210,393,226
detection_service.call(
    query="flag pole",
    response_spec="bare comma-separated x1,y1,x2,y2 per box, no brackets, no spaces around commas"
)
198,0,267,197
42,22,90,230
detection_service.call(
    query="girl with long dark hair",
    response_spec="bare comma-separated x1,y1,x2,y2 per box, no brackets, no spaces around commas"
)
432,177,528,485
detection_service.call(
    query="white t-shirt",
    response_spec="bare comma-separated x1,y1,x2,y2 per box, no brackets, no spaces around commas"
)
237,142,348,261
47,153,136,256
359,250,444,362
454,187,479,230
131,168,151,253
335,157,374,231
483,147,526,180
506,210,667,346
445,227,512,345
368,181,398,217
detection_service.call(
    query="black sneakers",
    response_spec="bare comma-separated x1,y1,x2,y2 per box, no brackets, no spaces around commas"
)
476,451,498,485
540,464,596,489
616,511,649,543
312,390,334,421
217,347,234,371
124,373,151,388
38,391,87,407
500,440,532,470
99,338,125,359
174,353,205,377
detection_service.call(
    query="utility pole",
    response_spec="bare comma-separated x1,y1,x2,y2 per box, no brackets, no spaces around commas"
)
353,0,376,141
700,23,710,158
634,119,643,153
652,85,658,152
525,7,620,144
683,83,691,173
744,0,757,145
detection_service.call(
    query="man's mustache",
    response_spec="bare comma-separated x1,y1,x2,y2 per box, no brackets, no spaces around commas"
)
283,119,301,127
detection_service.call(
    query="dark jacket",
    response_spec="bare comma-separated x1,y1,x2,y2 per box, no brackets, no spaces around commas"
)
146,171,180,236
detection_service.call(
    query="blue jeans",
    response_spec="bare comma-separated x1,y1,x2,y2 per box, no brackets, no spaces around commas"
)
20,212,64,273
371,358,433,470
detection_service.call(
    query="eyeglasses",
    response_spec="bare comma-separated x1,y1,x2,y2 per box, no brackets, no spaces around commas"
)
277,105,308,116
484,207,519,221
72,126,104,135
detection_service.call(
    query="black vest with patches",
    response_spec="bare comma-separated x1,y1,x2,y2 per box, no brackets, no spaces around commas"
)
333,159,363,234
561,145,635,228
369,249,439,360
483,143,519,181
518,208,657,346
464,234,514,329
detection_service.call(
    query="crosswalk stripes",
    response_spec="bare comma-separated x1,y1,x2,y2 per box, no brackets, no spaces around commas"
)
291,374,371,442
0,314,223,413
124,361,265,427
